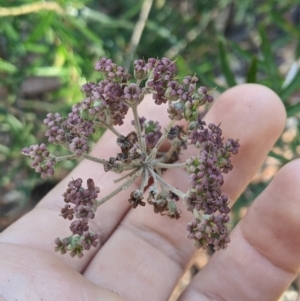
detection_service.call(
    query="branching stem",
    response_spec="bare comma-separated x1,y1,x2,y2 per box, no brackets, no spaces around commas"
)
96,168,142,207
154,172,186,199
94,119,122,137
140,166,149,191
147,166,158,191
152,162,186,169
82,153,106,164
53,154,77,162
161,143,178,163
114,168,140,183
148,120,175,159
146,147,157,163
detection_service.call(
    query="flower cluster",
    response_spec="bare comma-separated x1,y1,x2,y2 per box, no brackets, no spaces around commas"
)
145,57,177,104
54,178,100,258
186,213,230,251
185,117,240,250
43,109,94,155
95,57,131,82
147,188,181,219
166,78,214,122
22,56,239,257
22,143,56,178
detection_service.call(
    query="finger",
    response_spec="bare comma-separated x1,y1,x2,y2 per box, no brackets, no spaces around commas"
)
178,159,300,301
83,84,286,301
0,96,172,272
0,243,126,301
203,83,286,202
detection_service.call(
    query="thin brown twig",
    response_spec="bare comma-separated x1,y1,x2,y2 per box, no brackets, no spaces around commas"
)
124,0,154,69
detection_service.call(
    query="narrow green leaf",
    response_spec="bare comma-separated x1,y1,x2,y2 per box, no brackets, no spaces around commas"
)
54,24,79,46
147,21,176,43
280,71,300,102
228,41,252,62
2,20,19,40
30,66,67,77
246,56,257,83
0,144,10,155
218,41,237,87
197,73,226,93
2,20,26,55
295,39,300,60
24,43,49,54
175,56,190,78
286,101,300,118
271,12,300,38
229,40,265,71
121,2,143,19
81,6,133,29
268,150,289,164
0,58,17,73
235,0,252,24
5,114,23,140
26,12,54,42
65,17,105,54
258,25,280,91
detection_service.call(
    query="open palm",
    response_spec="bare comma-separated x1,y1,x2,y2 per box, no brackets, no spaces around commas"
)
1,84,299,301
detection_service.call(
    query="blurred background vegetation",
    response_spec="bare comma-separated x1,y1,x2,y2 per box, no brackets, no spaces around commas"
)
0,0,300,238
1,0,300,299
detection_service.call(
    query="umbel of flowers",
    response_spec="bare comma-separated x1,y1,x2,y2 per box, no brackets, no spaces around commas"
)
22,57,239,258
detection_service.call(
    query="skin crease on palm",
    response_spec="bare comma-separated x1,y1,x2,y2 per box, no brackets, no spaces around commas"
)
1,83,300,301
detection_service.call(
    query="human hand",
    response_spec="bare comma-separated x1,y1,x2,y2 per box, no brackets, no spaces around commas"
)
1,84,297,301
